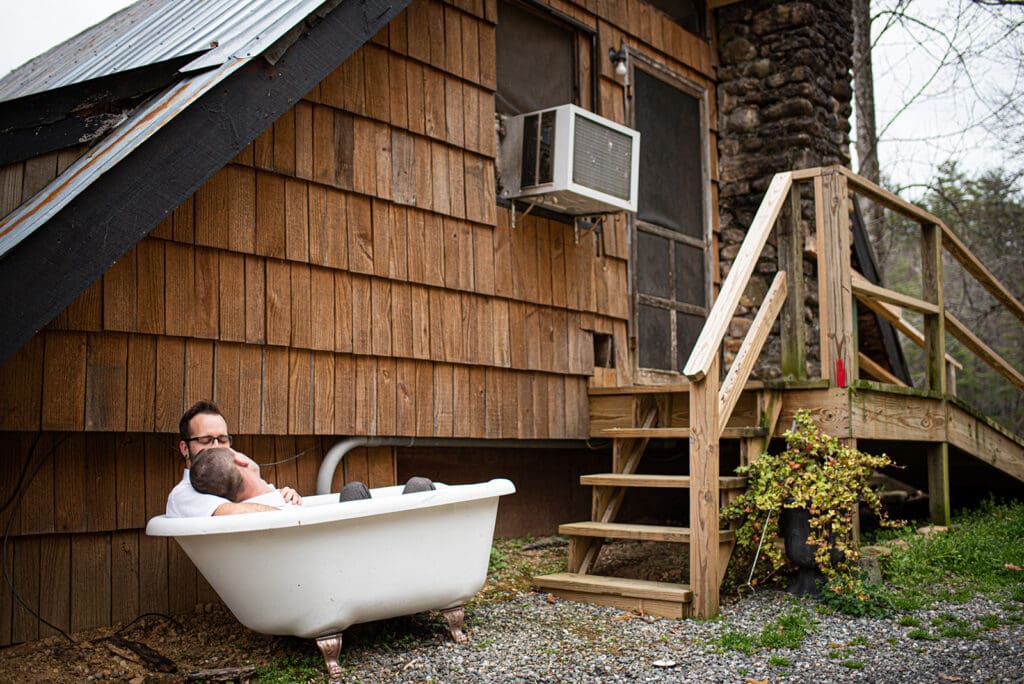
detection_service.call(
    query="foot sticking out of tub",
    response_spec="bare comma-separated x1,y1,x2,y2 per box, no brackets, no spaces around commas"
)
315,633,344,682
442,606,468,642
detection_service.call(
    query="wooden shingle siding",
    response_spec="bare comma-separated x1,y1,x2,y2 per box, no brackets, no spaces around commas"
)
0,0,720,642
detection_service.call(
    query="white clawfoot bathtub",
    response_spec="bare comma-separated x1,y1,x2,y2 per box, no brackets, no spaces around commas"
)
146,478,515,679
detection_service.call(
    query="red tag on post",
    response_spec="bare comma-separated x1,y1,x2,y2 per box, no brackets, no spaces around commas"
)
836,359,846,387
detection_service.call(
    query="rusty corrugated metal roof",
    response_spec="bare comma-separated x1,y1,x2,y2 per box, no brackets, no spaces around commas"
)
0,0,329,102
0,0,332,259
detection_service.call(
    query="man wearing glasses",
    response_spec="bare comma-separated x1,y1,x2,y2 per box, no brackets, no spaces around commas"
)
165,400,302,517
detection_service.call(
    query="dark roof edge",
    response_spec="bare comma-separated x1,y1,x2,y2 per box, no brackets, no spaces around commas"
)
0,56,197,166
0,0,411,366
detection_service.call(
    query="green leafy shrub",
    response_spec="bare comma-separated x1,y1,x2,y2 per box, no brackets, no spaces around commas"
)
723,410,899,592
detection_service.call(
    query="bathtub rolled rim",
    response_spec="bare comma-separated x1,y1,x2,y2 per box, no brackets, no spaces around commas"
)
145,477,515,537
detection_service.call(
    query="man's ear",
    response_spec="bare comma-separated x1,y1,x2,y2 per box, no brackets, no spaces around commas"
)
178,440,188,458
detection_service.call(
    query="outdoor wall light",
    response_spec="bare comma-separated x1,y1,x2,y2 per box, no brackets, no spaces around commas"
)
608,45,628,78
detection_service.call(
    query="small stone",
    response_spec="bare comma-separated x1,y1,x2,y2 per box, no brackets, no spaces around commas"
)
652,659,677,668
860,545,892,557
917,525,949,536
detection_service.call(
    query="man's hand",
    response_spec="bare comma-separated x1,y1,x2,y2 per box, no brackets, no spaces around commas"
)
279,487,302,506
213,502,279,515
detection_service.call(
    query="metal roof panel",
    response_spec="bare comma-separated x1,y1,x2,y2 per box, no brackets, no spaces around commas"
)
0,0,327,102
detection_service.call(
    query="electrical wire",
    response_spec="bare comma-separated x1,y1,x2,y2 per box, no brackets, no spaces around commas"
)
0,432,41,514
3,434,186,646
2,433,75,644
113,611,183,636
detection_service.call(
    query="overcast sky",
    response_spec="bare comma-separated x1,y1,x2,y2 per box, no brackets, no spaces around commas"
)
0,0,1015,194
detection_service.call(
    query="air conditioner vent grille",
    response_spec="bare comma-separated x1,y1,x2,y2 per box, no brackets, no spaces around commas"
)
572,115,634,201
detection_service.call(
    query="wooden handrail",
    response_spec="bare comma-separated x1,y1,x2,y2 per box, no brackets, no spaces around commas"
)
858,352,907,387
718,271,788,434
836,166,944,227
940,224,1024,325
683,171,793,381
850,279,940,316
945,311,1024,392
851,271,963,370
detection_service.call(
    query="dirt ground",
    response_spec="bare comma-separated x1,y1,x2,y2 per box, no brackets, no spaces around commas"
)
0,539,678,683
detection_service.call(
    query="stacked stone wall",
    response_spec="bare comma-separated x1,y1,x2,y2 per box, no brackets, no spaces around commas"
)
715,0,853,377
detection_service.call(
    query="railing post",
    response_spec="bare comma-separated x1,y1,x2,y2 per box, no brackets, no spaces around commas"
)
778,183,806,380
921,222,947,394
921,221,950,525
814,169,855,385
689,356,720,619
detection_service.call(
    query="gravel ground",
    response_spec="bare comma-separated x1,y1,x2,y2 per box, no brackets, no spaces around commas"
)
336,589,1024,683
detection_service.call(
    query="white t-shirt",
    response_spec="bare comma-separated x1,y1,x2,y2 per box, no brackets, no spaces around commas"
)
165,469,229,518
244,489,299,509
165,470,299,517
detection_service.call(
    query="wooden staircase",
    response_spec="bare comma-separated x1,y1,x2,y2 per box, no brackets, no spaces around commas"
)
534,386,775,618
535,166,1024,620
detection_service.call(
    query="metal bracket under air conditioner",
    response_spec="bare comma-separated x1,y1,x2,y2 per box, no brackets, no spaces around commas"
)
573,215,605,245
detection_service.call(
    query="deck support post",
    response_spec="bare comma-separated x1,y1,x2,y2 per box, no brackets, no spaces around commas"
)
927,440,951,526
689,356,720,619
814,170,855,385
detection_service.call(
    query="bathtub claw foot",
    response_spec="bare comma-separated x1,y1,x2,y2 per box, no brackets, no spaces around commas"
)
315,633,344,682
442,606,468,642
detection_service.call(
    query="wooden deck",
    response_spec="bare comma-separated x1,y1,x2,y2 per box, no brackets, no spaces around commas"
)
536,380,1023,620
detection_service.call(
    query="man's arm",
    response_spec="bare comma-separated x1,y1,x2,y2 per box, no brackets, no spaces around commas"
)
213,501,280,515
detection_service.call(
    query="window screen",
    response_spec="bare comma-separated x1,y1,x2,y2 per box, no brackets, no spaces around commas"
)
634,69,704,239
496,0,577,116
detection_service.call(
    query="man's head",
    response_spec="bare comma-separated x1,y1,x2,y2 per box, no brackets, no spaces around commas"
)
189,447,244,501
179,401,231,467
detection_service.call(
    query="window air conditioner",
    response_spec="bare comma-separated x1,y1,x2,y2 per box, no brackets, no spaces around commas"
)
498,104,639,215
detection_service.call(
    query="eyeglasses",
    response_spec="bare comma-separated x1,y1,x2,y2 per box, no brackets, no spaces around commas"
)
187,434,233,447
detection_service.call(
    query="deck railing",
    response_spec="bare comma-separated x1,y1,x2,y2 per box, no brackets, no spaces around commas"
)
680,165,1024,618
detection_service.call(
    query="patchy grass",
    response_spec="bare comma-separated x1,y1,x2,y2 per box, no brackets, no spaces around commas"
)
872,500,1024,611
478,537,567,603
716,608,817,654
256,654,332,683
907,628,940,641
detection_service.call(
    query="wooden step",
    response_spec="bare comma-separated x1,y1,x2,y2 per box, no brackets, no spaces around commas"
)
597,426,767,440
533,572,693,619
580,473,747,489
559,521,735,543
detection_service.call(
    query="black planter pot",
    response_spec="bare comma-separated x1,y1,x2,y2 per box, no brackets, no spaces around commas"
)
779,507,844,596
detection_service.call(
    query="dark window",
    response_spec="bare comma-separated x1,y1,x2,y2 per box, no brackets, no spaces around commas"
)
639,304,672,370
638,232,672,300
646,0,706,37
496,0,578,116
675,242,705,306
676,312,705,369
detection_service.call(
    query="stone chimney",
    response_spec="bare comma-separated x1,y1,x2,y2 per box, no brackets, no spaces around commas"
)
715,0,853,378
